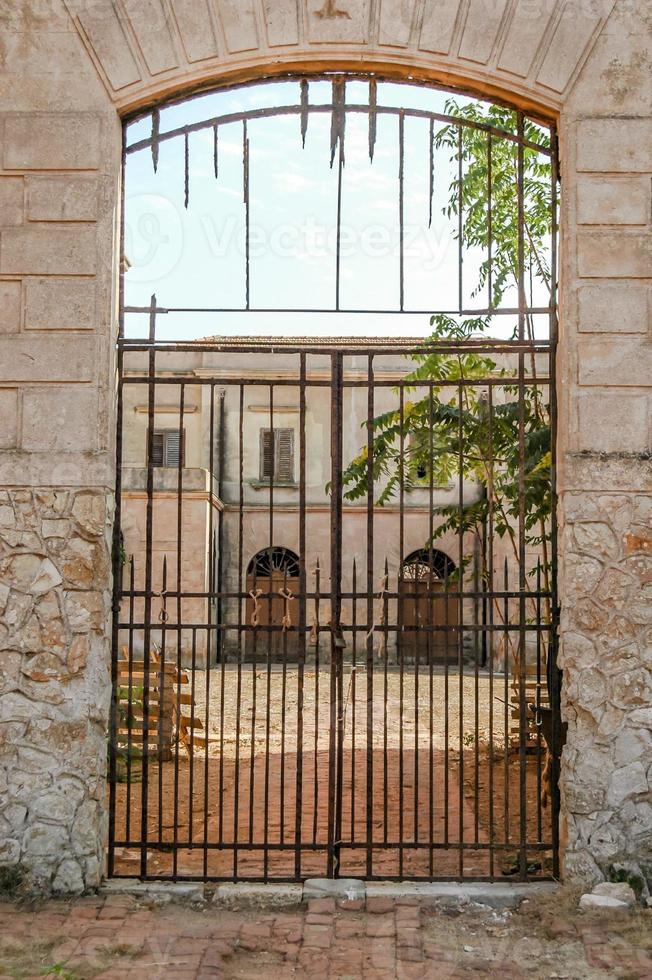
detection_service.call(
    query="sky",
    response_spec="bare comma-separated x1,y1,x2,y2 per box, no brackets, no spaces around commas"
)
123,78,552,341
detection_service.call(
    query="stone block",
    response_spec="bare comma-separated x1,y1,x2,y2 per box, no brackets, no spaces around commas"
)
217,0,259,51
24,278,96,331
419,0,458,54
263,0,300,48
577,177,650,226
577,337,652,387
578,232,651,279
0,177,24,226
26,177,98,222
0,389,19,449
72,0,141,90
3,113,101,170
576,119,652,173
458,0,509,65
172,0,219,60
497,1,554,78
121,0,178,74
0,336,95,382
0,227,96,276
21,387,97,452
536,6,601,93
0,281,22,333
577,391,650,454
378,0,414,47
578,283,649,334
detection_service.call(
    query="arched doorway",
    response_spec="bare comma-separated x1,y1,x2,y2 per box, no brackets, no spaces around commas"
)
399,548,459,665
245,547,300,662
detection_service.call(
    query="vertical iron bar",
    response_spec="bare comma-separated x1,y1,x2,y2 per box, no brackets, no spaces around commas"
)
263,384,275,879
487,133,493,309
549,122,561,881
125,556,136,845
428,388,435,877
313,558,321,848
172,382,185,878
233,383,245,878
399,111,405,312
351,557,357,844
516,110,528,879
205,385,217,879
487,386,496,878
243,120,250,310
139,294,157,879
335,130,344,312
398,384,405,877
329,353,344,876
158,555,168,846
457,381,465,879
458,126,463,314
428,117,435,229
295,352,307,879
365,355,375,878
108,141,128,877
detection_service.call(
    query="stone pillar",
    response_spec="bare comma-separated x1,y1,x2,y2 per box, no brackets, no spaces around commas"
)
0,5,120,893
557,2,652,886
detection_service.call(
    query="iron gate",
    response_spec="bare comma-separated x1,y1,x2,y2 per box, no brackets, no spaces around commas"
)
108,74,560,882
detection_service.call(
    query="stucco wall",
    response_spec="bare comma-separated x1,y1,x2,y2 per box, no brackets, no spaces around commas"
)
0,0,650,892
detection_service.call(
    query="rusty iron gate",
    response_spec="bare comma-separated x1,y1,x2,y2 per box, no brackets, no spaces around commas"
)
108,75,561,882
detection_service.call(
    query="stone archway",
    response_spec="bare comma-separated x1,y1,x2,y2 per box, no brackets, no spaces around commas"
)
1,0,650,893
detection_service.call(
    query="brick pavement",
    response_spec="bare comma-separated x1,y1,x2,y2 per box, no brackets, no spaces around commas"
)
1,891,651,979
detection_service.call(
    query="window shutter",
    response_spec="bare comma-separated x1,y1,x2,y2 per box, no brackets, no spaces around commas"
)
260,429,274,480
151,432,164,467
165,429,182,468
275,428,294,482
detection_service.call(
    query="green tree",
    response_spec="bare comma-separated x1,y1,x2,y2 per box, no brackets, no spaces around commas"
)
342,99,555,638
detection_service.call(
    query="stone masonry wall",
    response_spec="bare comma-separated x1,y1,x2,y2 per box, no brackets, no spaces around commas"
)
0,489,112,892
0,0,650,891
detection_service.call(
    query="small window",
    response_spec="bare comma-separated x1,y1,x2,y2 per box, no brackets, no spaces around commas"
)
150,429,185,468
260,428,294,483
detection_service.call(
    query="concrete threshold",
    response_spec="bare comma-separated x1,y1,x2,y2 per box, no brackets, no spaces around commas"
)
102,877,557,910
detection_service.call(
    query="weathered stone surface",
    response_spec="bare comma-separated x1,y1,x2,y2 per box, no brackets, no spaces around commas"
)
579,892,629,910
0,281,21,334
577,177,650,226
26,176,98,222
576,119,652,173
3,113,101,170
0,226,96,276
577,232,652,279
21,388,97,453
0,489,111,894
0,176,24,226
0,389,19,450
576,392,651,454
24,278,96,331
577,282,650,334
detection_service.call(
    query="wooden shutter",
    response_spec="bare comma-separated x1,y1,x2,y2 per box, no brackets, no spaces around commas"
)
151,432,164,467
164,429,182,467
260,429,274,480
275,428,294,482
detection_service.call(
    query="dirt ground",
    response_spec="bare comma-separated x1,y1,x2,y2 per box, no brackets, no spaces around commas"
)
1,887,651,979
112,665,552,880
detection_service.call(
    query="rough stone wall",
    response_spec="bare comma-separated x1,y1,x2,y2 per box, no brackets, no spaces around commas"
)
559,462,652,885
0,0,650,892
0,489,112,892
557,0,652,886
0,1,119,892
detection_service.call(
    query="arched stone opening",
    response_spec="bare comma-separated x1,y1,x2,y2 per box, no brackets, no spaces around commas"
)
0,0,649,894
